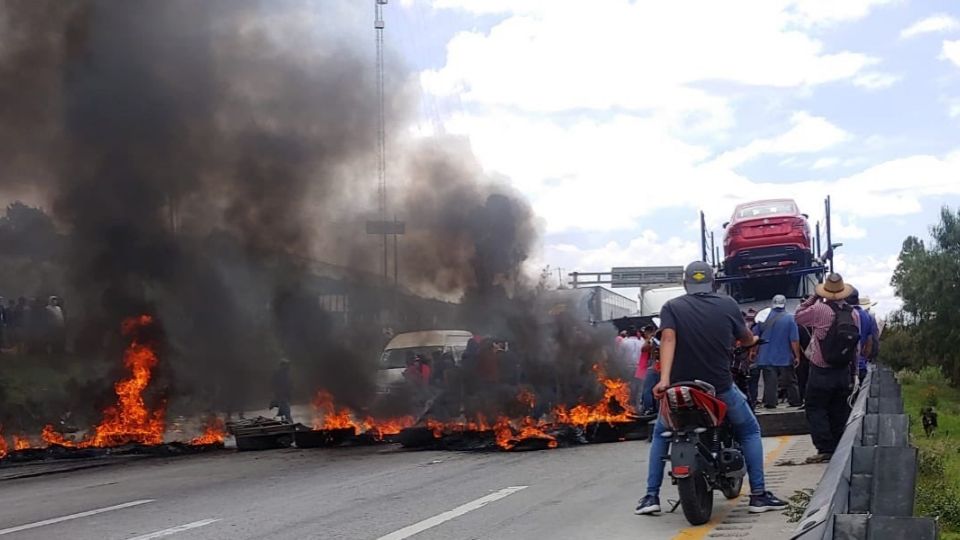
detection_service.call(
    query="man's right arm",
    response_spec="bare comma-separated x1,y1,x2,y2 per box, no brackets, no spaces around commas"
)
794,296,819,327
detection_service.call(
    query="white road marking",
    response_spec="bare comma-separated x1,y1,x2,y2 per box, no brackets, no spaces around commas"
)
0,499,154,536
376,486,528,540
126,519,221,540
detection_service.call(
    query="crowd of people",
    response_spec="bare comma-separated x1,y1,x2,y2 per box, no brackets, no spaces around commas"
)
0,295,66,355
632,262,881,518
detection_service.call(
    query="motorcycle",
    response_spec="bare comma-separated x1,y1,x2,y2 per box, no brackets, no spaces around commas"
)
657,340,764,526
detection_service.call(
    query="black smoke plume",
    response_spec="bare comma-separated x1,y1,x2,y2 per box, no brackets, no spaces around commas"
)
0,0,576,427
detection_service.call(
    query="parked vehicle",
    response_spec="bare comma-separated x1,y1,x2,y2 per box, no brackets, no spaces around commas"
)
537,287,636,324
375,330,473,394
658,342,763,525
723,199,812,276
640,286,685,316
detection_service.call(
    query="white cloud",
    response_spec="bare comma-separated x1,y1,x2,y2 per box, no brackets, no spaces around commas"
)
941,40,960,67
787,0,897,27
833,252,901,317
710,112,850,169
429,101,960,234
853,71,901,90
950,102,960,118
831,214,867,240
435,0,895,26
422,2,878,121
813,157,840,169
544,230,699,272
900,14,959,39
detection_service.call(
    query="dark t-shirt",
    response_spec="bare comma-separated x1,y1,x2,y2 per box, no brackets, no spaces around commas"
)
659,293,750,393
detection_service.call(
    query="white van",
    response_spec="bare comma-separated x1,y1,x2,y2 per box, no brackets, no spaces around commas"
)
376,330,474,394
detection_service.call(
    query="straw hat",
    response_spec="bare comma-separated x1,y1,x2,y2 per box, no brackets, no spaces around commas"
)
816,273,854,301
859,296,878,308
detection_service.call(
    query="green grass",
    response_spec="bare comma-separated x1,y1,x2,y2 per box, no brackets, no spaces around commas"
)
901,367,960,535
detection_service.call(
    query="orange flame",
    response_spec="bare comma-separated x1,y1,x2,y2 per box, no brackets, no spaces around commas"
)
553,364,635,428
362,416,415,441
312,390,357,430
189,417,226,445
42,315,165,448
311,390,413,439
0,428,7,459
494,416,558,450
13,435,30,451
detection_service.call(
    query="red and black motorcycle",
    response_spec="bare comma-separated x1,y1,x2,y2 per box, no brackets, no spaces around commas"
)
658,341,763,525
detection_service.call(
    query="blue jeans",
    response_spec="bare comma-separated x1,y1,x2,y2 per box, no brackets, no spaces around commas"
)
645,385,766,496
641,367,660,412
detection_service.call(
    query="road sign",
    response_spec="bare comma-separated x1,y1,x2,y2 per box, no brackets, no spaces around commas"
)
610,266,684,288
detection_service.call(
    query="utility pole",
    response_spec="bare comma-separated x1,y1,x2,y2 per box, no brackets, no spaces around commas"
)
366,1,405,287
376,0,387,284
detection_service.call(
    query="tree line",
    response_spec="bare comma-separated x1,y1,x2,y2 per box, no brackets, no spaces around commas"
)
886,206,960,382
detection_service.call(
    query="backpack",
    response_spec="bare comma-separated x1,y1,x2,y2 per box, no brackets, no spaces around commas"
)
820,303,859,368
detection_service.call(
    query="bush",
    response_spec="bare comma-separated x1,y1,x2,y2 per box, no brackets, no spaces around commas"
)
898,369,918,386
918,445,947,477
917,366,951,387
918,479,960,530
922,385,940,408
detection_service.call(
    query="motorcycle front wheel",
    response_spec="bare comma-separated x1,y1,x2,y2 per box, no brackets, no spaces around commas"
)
677,474,714,526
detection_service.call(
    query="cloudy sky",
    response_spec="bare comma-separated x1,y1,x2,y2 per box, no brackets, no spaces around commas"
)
387,0,960,315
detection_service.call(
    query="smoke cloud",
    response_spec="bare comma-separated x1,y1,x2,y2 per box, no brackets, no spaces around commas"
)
0,0,566,425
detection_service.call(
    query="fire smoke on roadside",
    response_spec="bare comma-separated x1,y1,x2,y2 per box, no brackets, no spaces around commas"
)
0,0,618,436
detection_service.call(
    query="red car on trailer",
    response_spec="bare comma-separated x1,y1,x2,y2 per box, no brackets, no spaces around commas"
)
722,199,812,275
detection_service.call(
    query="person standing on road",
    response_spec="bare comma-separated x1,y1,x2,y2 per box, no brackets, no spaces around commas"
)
635,261,788,516
271,358,294,423
795,273,861,464
744,308,762,409
846,289,876,385
755,295,802,409
618,326,644,407
638,326,660,415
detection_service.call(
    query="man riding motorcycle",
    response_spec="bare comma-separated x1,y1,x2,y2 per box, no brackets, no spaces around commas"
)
635,261,788,516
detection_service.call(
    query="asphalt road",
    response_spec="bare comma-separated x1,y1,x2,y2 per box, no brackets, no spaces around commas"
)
0,437,794,540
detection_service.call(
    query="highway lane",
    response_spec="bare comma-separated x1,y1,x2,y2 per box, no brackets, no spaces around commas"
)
0,437,793,539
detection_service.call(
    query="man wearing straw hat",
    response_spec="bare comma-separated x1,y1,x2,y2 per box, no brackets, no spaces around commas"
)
795,273,861,463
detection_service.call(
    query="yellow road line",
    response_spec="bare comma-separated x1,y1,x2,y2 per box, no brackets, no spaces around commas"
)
671,435,793,540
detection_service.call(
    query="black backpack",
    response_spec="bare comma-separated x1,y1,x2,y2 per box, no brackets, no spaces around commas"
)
820,303,859,367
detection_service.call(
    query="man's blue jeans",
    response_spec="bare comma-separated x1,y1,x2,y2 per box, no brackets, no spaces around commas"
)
641,367,660,412
645,385,766,496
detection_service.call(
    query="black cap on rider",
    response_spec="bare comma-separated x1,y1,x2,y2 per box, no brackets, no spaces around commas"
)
683,261,716,294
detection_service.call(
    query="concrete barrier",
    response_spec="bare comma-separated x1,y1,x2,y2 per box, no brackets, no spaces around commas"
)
791,365,938,540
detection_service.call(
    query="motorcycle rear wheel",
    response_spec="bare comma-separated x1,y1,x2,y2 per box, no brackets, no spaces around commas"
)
677,474,714,526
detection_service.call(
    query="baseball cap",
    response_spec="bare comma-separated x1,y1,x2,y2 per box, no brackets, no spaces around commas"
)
683,261,715,294
772,294,787,308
